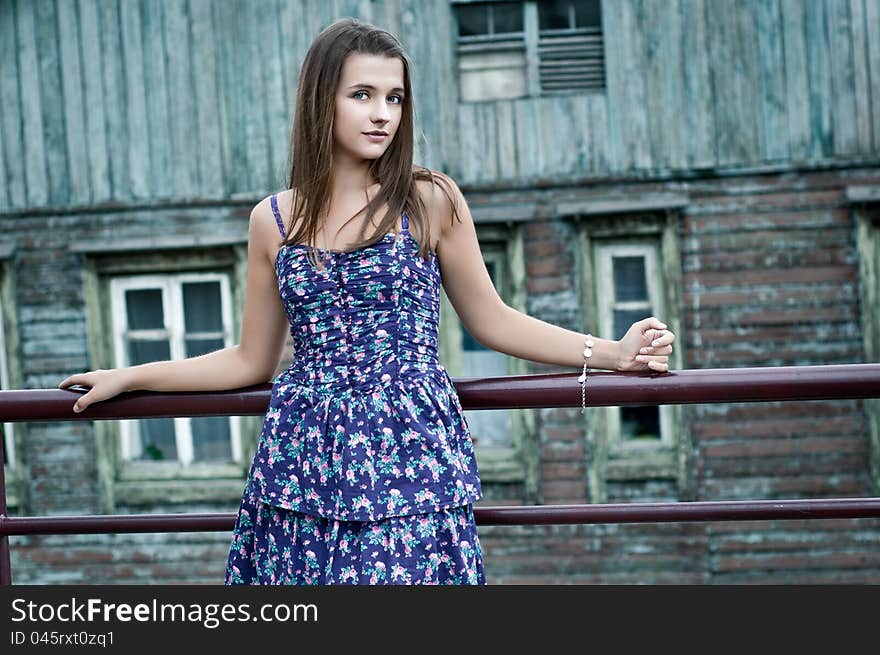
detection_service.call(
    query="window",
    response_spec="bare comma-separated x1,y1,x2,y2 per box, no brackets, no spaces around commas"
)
75,237,254,509
570,202,689,502
110,274,240,465
1,296,13,471
0,250,22,510
453,0,606,102
594,243,672,450
852,188,880,491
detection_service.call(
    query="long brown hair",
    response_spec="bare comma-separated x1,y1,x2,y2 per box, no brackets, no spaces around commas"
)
281,17,460,271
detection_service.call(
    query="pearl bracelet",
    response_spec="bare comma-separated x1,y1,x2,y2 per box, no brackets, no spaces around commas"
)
578,334,594,414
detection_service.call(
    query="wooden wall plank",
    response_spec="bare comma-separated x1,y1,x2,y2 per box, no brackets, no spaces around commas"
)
866,0,880,152
141,0,172,200
119,0,151,199
260,0,289,190
535,96,571,177
849,0,874,155
213,0,246,195
707,0,734,166
679,0,714,169
243,0,270,194
482,101,499,180
495,100,517,179
0,75,6,208
57,0,89,206
78,0,110,204
737,0,764,163
570,94,590,175
16,0,46,206
0,1,25,207
641,0,668,170
398,0,432,166
525,99,545,180
590,93,610,171
781,0,811,161
96,0,126,201
661,0,685,169
190,0,224,198
458,102,479,182
431,0,457,172
164,0,200,197
34,0,69,205
208,0,233,195
804,0,834,159
600,0,626,171
619,0,650,169
827,0,859,156
756,0,790,162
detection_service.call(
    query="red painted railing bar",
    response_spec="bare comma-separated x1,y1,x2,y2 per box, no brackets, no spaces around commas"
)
2,363,879,421
2,498,879,536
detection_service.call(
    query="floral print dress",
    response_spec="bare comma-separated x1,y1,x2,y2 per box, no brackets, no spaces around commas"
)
225,193,485,585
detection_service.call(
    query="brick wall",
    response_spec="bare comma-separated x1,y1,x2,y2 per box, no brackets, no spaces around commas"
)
5,168,880,583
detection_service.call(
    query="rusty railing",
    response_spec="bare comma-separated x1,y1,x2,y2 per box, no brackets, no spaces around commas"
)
2,363,879,585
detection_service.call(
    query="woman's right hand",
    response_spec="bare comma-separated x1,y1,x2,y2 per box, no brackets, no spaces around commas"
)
58,368,134,413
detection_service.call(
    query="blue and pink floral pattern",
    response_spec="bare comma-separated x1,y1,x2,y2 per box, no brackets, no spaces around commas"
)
225,193,484,585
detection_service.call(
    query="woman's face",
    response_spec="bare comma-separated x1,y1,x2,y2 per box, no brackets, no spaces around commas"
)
333,53,405,165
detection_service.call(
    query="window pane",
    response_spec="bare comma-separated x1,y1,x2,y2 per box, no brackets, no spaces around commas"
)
182,281,223,332
125,288,164,329
538,0,571,30
457,3,490,36
574,0,601,28
137,418,177,460
613,309,649,341
192,416,232,462
186,337,224,359
620,406,660,441
612,256,648,302
492,2,523,34
128,340,171,366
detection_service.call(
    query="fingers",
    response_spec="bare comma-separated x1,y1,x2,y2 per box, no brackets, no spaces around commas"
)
635,355,669,372
73,393,92,414
58,374,91,390
58,374,92,412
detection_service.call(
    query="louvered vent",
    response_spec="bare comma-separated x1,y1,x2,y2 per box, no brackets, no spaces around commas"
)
538,27,605,92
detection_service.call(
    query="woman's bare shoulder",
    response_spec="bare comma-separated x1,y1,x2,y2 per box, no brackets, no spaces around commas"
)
413,169,465,233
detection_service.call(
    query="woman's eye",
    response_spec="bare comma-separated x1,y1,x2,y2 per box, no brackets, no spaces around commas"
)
353,90,403,104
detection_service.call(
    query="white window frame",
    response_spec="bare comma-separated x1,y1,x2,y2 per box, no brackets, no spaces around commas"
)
594,241,674,452
0,297,13,470
109,272,241,466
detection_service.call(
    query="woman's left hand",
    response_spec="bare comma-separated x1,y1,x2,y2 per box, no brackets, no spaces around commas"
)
616,316,675,373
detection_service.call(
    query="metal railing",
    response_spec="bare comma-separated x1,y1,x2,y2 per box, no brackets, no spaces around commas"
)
2,363,880,585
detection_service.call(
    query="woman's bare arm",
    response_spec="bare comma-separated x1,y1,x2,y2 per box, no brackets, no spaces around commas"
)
430,174,673,372
60,196,291,409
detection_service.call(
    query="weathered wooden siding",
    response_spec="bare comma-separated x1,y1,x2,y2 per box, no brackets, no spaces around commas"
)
2,0,879,212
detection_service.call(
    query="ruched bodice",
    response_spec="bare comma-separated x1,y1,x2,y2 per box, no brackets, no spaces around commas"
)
241,194,482,522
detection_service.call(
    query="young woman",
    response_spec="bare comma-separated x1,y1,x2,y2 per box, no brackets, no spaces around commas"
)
58,18,675,585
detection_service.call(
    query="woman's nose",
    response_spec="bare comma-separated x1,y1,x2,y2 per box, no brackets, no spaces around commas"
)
372,100,391,121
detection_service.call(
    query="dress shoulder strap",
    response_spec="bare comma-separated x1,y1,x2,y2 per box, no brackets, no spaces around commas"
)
269,194,286,238
401,211,409,231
